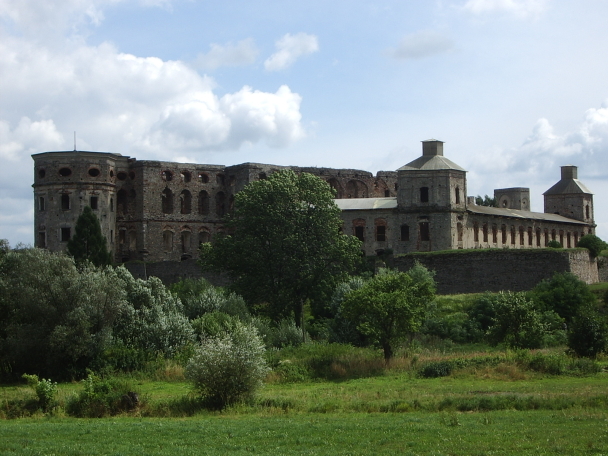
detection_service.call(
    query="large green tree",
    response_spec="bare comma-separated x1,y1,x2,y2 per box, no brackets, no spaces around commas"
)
199,170,362,324
341,265,436,361
67,206,113,267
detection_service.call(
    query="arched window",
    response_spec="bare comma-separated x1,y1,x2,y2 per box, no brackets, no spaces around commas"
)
353,219,365,242
163,230,173,252
181,230,191,253
501,225,507,244
519,226,525,245
457,222,463,242
198,172,209,183
455,186,461,204
129,230,137,250
375,218,387,242
528,227,533,246
180,190,192,214
199,191,210,215
199,229,211,245
216,192,226,216
474,222,479,242
544,229,549,247
327,178,343,198
162,188,173,214
346,180,368,198
117,189,127,215
492,224,498,244
511,226,516,245
536,228,541,247
483,223,488,243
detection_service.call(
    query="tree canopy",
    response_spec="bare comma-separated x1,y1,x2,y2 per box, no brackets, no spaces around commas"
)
341,265,436,360
199,170,362,324
67,206,113,267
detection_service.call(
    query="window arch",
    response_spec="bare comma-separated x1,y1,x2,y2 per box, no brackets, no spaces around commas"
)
162,188,173,214
375,218,387,242
198,229,211,245
352,219,365,242
117,189,127,215
180,190,192,214
163,230,174,252
455,186,461,204
199,191,210,215
345,180,368,198
216,192,226,217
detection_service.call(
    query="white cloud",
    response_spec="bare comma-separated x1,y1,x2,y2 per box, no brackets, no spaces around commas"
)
264,33,319,71
389,31,453,60
194,38,259,71
463,0,549,18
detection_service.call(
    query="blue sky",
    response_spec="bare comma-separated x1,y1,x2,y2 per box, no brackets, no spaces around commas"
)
2,0,608,245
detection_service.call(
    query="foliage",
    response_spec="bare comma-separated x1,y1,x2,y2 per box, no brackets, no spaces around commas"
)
66,373,141,417
576,234,608,258
547,240,562,248
341,265,436,360
199,170,363,324
22,374,57,412
419,361,453,378
475,195,497,207
485,292,558,349
185,321,269,408
191,311,241,340
567,313,608,358
66,206,113,267
531,272,596,324
327,276,367,345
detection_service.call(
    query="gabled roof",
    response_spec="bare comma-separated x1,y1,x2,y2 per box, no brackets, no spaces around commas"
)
397,155,466,172
468,205,586,224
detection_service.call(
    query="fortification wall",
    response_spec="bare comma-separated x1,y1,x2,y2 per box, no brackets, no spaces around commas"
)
394,249,598,295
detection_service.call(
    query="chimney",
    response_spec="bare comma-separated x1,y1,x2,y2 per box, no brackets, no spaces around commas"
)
561,165,577,180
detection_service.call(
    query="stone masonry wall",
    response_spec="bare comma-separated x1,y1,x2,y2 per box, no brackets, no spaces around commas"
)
394,248,598,295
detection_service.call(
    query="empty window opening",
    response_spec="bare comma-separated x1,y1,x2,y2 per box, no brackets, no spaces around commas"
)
39,196,45,211
511,226,516,245
38,232,46,248
129,231,137,250
355,226,365,241
61,194,70,211
229,176,236,186
492,224,498,244
110,170,114,178
88,168,100,177
474,222,479,242
400,224,410,241
420,222,430,241
199,230,211,245
181,171,191,183
384,189,390,197
129,171,136,180
90,196,98,210
110,198,114,212
586,205,590,219
117,189,128,215
544,229,549,247
110,230,113,244
574,232,579,246
180,190,192,214
119,229,126,245
162,188,173,214
455,187,461,204
229,194,235,212
199,173,209,183
501,225,507,244
61,227,71,242
181,231,191,253
199,191,210,215
552,229,556,241
117,172,127,181
38,169,46,178
536,228,541,247
567,232,572,248
163,230,174,252
346,180,368,198
129,190,136,211
394,183,398,191
217,173,225,185
376,225,386,242
162,170,173,181
420,187,429,203
216,192,226,217
457,223,463,242
519,226,525,245
483,223,488,243
259,173,267,180
527,227,533,246
59,167,72,177
559,230,564,246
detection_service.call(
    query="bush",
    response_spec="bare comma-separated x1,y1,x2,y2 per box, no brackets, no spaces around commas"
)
547,240,562,249
66,373,141,417
22,374,57,412
185,322,269,408
568,313,608,358
577,234,607,258
419,361,453,378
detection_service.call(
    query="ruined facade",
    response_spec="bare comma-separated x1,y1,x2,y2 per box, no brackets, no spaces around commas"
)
32,140,595,262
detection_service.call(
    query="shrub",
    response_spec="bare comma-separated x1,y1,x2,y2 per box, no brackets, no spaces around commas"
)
252,317,306,349
185,322,269,408
577,234,607,258
22,374,57,412
568,313,608,358
531,272,596,324
547,240,562,249
66,373,141,417
419,361,453,378
191,312,240,340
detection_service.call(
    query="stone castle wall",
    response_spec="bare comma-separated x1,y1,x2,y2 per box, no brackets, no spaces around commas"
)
393,248,598,295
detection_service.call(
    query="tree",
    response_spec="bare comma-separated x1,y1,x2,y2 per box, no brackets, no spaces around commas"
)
530,272,596,324
341,266,436,361
567,312,608,358
475,195,497,207
199,170,362,324
67,206,113,267
576,234,607,258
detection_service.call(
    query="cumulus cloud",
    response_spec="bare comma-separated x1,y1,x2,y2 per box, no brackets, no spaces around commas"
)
463,0,549,18
264,33,319,71
194,38,259,71
389,31,453,60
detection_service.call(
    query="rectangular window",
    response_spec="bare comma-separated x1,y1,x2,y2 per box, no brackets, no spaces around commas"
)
39,196,45,211
38,231,46,248
61,194,70,211
420,187,429,203
400,224,410,241
483,224,488,243
420,222,430,241
60,227,71,242
90,196,98,210
355,226,365,242
119,230,126,245
376,226,386,242
474,223,479,242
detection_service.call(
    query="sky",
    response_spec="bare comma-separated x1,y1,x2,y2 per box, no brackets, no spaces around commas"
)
2,0,608,246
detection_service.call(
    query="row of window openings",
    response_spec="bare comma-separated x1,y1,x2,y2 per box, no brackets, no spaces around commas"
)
162,170,255,186
38,168,136,180
162,230,211,253
472,224,584,248
41,192,136,213
162,189,231,216
353,223,428,243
